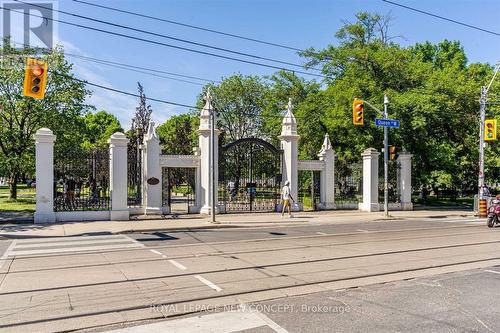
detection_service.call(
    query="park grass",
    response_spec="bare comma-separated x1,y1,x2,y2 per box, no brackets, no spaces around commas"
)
0,185,36,212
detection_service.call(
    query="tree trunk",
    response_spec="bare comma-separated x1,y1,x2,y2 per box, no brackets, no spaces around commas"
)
9,173,18,200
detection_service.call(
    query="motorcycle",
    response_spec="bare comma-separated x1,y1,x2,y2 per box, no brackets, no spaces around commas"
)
487,197,500,228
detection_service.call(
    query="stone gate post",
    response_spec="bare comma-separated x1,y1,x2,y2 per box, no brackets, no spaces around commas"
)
359,148,380,212
318,133,335,209
398,152,413,210
143,122,162,215
278,98,300,210
198,90,219,215
34,128,56,224
109,132,130,220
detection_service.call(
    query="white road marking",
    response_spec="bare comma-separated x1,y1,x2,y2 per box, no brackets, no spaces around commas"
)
194,275,222,292
7,235,144,257
149,249,163,256
104,308,289,333
484,269,500,275
357,229,370,233
14,235,125,244
123,235,146,248
168,259,187,270
0,240,16,270
316,232,328,235
15,238,135,249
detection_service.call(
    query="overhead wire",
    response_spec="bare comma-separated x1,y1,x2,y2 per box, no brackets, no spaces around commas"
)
381,0,500,37
12,0,320,72
0,5,325,78
71,0,305,52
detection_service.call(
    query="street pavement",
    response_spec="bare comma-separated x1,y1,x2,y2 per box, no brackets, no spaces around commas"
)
0,215,498,332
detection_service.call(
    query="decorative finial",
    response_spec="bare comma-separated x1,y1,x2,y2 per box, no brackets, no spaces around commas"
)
204,88,212,104
287,97,293,112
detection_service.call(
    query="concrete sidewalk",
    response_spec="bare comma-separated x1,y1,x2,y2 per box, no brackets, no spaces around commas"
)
0,209,475,239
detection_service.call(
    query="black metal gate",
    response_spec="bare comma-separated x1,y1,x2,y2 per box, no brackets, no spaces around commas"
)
127,143,142,207
162,167,196,213
298,170,321,211
219,138,282,213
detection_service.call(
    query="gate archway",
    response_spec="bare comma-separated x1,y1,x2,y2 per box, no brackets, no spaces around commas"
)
219,138,282,213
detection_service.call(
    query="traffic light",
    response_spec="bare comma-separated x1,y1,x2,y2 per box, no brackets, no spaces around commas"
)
23,57,48,99
352,99,364,125
484,119,497,141
389,146,399,161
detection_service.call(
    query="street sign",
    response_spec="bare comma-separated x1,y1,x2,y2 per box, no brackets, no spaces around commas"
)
375,118,400,128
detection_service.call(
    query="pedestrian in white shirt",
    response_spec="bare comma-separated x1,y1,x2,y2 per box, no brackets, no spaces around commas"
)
281,181,295,218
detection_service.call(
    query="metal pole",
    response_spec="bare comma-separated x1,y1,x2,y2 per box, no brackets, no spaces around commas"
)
210,106,216,223
383,95,389,217
478,86,487,201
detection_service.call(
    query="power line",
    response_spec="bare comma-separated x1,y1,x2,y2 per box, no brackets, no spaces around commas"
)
72,0,304,52
10,40,219,86
382,0,500,37
0,6,325,78
13,0,318,72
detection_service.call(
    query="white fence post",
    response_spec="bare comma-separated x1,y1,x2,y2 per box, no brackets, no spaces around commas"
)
359,148,380,212
109,132,130,221
398,152,413,210
34,128,56,224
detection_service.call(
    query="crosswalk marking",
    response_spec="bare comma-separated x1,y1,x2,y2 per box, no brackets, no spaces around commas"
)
6,235,144,257
105,308,289,333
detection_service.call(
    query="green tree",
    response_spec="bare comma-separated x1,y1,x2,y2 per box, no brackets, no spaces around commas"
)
82,111,123,149
157,113,199,155
0,39,92,199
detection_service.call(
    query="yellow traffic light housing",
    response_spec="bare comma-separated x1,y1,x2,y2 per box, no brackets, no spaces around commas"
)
389,146,399,160
352,99,364,125
485,119,497,141
23,57,48,99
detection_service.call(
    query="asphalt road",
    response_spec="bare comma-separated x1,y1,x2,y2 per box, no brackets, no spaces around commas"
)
0,216,498,332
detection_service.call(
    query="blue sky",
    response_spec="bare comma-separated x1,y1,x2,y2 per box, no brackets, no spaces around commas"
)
9,0,500,128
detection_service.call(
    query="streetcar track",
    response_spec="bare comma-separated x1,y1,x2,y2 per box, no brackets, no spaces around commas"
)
2,238,500,296
4,224,488,261
1,256,499,329
5,228,497,274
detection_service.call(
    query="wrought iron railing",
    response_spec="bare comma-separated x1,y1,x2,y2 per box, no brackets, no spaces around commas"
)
53,148,110,211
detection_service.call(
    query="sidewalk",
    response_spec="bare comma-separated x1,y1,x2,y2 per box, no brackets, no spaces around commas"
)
0,209,476,239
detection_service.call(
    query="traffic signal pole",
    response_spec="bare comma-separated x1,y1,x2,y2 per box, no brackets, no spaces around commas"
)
360,96,390,217
478,63,500,203
209,104,216,223
383,95,389,217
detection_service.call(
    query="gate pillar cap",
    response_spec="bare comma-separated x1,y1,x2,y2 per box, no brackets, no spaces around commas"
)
361,148,380,157
109,132,129,146
35,128,56,143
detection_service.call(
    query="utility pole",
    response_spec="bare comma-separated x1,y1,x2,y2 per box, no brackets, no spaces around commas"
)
383,95,389,217
478,86,487,200
478,63,500,203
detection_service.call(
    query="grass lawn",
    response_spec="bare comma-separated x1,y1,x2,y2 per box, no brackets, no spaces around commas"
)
0,185,36,212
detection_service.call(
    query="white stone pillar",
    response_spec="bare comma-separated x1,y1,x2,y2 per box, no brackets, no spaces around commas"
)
398,152,413,210
34,128,56,224
318,134,335,209
359,148,380,212
198,90,219,215
278,98,300,211
143,122,162,215
109,132,130,220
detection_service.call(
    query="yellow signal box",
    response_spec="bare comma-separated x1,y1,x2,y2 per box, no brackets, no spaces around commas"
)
485,119,497,141
23,57,48,99
352,99,364,125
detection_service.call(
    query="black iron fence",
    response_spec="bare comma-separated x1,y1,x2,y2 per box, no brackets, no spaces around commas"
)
335,162,362,203
127,143,142,207
162,167,196,212
379,159,400,203
54,148,110,211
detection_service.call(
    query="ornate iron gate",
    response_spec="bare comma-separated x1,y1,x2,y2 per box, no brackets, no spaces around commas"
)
219,138,282,213
162,167,196,213
127,142,142,207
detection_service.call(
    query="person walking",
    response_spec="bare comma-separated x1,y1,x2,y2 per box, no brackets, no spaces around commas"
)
281,181,295,218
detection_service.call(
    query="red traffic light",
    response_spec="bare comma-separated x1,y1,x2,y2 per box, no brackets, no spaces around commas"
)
31,65,44,77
